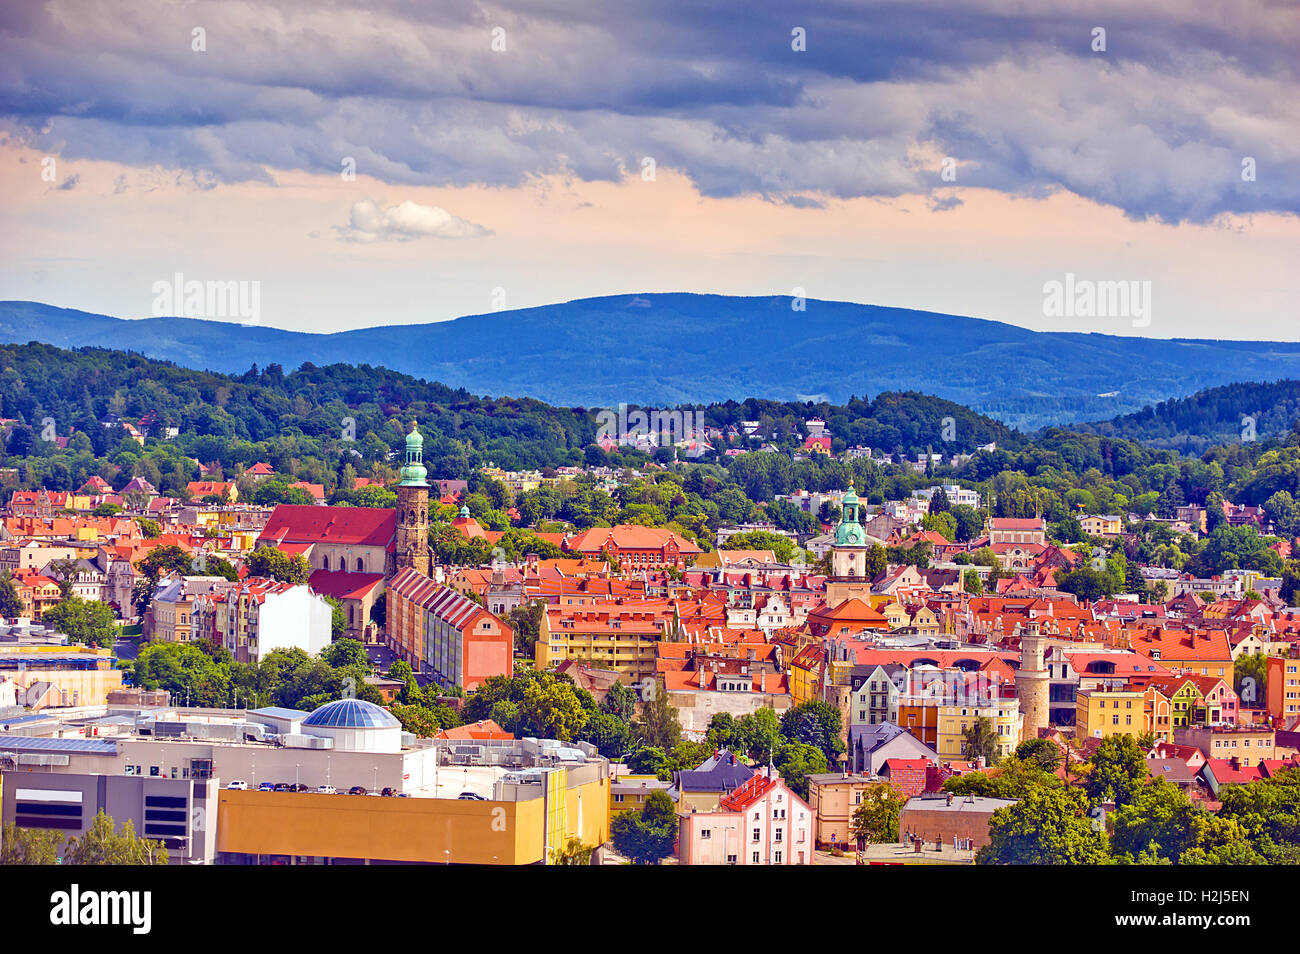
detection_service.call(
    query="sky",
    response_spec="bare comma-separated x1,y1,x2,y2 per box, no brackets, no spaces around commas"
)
1,0,1297,338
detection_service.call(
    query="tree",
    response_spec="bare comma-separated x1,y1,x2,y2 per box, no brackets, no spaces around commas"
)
737,707,783,764
63,811,169,865
137,544,193,583
636,678,681,750
943,755,1063,799
602,681,638,722
609,790,677,865
42,595,118,646
962,568,984,596
578,710,632,760
774,742,828,800
1015,738,1062,772
780,700,844,766
520,674,589,741
1234,652,1269,707
962,716,1001,765
0,823,62,864
244,545,311,584
506,599,545,654
323,595,347,639
978,786,1108,865
1086,734,1148,808
864,543,887,580
721,530,795,563
850,784,905,846
320,638,370,672
1110,779,1216,863
550,837,595,865
0,573,23,618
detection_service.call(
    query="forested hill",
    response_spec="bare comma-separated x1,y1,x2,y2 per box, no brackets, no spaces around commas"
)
6,294,1300,430
0,341,1017,484
1079,380,1300,454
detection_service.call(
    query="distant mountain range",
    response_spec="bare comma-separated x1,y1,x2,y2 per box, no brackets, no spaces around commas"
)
5,294,1300,431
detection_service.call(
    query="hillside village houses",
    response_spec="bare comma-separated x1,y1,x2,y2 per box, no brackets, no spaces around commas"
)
5,411,1300,866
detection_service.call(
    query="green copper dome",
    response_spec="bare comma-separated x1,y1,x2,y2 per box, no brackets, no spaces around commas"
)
835,481,865,546
399,421,428,487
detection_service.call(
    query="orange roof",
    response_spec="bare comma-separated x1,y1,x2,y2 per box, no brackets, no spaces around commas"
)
433,719,514,742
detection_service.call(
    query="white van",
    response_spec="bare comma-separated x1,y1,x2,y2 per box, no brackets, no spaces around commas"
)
226,780,248,790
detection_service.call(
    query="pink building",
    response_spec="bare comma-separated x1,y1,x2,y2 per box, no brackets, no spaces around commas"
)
677,770,816,865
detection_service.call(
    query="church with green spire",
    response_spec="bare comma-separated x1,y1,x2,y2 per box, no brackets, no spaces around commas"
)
395,421,430,577
826,481,879,606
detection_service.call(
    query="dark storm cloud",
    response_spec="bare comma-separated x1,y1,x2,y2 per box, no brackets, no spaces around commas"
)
0,0,1296,222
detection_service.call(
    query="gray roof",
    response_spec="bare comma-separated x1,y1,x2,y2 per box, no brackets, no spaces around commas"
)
0,734,118,755
675,751,755,793
903,794,1016,813
249,706,309,720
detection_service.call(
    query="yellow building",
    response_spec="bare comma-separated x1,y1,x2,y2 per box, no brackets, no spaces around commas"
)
610,774,671,816
217,765,609,865
0,645,124,708
535,606,669,682
936,698,1022,760
1075,688,1145,740
807,773,892,847
789,645,823,707
1079,514,1123,537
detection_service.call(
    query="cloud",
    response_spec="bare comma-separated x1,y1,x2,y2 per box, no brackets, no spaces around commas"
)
0,0,1296,222
333,199,491,243
55,173,78,190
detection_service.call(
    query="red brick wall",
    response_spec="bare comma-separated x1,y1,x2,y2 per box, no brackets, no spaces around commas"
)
898,806,999,849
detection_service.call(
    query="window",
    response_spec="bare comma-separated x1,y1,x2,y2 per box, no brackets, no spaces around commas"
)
752,851,761,864
701,829,711,840
752,828,761,842
774,851,783,864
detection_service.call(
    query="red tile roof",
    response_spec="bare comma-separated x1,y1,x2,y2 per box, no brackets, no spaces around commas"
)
259,504,395,550
308,570,385,601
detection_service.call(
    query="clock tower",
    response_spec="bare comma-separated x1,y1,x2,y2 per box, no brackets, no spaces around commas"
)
825,482,877,606
395,421,430,577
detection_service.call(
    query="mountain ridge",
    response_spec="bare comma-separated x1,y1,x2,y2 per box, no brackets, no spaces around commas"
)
5,293,1300,429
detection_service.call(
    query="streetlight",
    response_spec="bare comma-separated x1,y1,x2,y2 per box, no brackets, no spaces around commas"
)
326,756,331,788
373,766,378,791
295,763,300,787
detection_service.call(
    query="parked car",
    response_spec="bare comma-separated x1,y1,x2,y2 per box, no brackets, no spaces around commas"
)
291,783,311,792
348,785,368,795
272,782,293,792
317,785,337,794
380,787,399,797
226,780,248,790
258,782,276,792
457,791,486,800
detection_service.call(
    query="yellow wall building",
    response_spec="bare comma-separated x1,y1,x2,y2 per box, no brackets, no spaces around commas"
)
216,767,609,865
1075,688,1146,740
936,699,1022,760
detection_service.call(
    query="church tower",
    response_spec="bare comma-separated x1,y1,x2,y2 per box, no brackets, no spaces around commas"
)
825,482,876,607
395,421,430,577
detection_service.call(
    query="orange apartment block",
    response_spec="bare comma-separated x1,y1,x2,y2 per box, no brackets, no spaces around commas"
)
1268,653,1300,723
